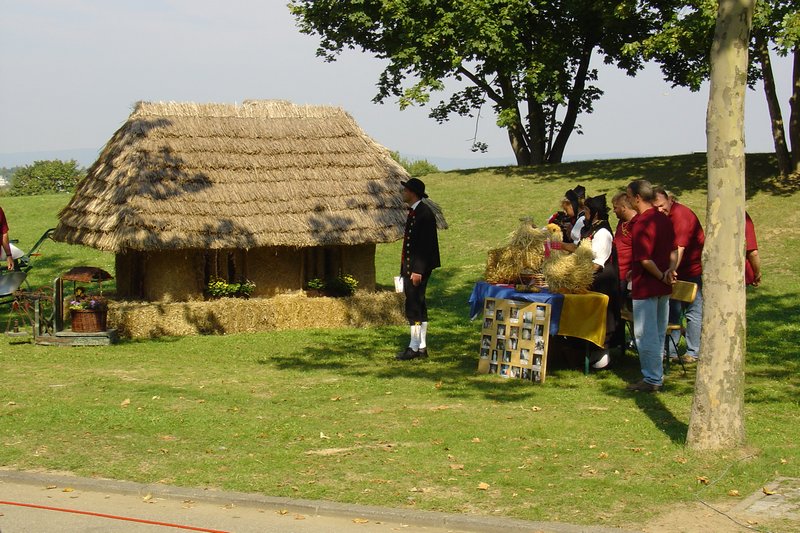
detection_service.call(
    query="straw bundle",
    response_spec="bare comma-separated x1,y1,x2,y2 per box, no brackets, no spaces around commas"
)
541,240,596,293
108,291,405,338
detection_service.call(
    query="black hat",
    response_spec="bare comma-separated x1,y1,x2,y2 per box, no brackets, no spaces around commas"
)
402,178,428,198
574,185,586,200
585,194,609,219
565,189,580,215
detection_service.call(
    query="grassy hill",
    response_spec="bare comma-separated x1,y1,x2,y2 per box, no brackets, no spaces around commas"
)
0,153,798,529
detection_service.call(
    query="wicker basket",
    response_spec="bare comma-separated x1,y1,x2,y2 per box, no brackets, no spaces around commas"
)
70,309,107,333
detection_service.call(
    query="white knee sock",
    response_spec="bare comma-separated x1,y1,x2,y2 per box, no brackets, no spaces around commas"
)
419,322,428,350
409,323,421,350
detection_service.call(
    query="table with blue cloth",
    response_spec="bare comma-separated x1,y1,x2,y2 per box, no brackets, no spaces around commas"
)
469,281,609,349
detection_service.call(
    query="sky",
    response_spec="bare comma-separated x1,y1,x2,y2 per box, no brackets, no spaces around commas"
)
0,0,794,170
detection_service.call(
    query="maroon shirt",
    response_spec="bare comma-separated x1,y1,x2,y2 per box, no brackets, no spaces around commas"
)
745,212,758,285
0,207,8,235
614,219,633,282
631,207,676,299
669,202,704,279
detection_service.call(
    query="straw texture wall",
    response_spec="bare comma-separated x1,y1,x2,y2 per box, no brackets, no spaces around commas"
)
108,291,405,338
54,100,446,252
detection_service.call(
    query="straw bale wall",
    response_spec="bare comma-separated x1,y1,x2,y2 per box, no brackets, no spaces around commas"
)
246,246,304,297
108,291,405,338
339,243,376,290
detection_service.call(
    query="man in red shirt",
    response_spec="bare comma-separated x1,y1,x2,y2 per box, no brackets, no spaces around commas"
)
653,189,704,363
626,180,677,392
0,206,14,270
745,212,761,287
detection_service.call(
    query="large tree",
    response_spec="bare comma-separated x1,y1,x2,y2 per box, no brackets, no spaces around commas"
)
290,0,677,165
687,0,754,451
642,0,799,176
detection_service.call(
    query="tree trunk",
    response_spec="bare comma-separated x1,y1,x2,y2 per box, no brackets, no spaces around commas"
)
754,29,792,176
790,47,800,173
548,43,594,164
507,119,532,165
687,0,754,451
526,96,547,165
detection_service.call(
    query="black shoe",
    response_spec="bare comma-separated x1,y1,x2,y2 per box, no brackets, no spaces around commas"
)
625,379,662,392
396,347,420,360
417,348,429,358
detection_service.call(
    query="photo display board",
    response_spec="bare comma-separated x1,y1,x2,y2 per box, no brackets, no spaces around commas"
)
478,297,551,383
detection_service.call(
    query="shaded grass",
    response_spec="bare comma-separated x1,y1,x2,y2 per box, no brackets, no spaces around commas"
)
0,153,798,529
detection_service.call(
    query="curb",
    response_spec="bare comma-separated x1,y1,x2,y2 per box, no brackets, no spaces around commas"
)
0,469,639,533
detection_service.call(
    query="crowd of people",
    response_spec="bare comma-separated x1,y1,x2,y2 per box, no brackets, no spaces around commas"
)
548,180,761,391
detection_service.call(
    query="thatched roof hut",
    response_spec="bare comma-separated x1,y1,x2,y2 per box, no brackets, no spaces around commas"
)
54,100,445,301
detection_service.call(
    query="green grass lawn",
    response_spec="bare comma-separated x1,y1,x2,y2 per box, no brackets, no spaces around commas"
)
0,153,798,529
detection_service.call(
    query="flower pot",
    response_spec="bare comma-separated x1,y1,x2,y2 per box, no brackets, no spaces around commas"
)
70,309,107,333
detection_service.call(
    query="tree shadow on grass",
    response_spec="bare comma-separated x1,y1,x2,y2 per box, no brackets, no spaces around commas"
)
742,290,800,404
453,153,794,198
259,268,544,403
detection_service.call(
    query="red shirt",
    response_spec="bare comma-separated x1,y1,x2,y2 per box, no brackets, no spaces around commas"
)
631,207,676,299
0,207,8,235
614,219,633,282
669,202,704,279
745,212,758,285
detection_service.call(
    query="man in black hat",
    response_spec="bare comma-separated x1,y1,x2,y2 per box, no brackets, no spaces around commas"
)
397,178,441,360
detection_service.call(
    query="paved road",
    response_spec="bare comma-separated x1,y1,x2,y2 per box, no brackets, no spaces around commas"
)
0,470,636,533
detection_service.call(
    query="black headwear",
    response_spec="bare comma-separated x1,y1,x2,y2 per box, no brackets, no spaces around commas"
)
585,194,609,221
401,178,428,199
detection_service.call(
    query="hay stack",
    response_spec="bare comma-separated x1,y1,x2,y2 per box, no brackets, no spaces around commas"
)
108,291,405,338
541,239,596,293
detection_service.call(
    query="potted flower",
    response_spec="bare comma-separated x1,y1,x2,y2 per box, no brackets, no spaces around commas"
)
69,290,108,333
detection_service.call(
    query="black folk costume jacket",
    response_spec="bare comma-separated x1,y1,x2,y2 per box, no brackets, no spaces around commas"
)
401,200,441,277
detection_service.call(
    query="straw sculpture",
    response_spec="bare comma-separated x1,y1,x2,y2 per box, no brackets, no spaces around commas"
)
484,218,595,292
541,239,596,293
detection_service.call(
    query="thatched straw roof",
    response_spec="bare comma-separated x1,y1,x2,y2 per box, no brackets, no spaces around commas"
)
54,100,446,252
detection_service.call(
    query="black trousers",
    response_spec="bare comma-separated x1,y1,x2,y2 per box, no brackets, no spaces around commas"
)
403,273,430,324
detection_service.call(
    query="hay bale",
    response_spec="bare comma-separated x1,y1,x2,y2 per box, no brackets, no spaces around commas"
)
107,291,405,338
541,239,595,293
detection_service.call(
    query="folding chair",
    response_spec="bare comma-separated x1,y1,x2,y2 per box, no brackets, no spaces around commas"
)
664,280,698,374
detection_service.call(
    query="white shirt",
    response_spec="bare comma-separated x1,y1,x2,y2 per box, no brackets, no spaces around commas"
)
410,199,422,211
571,214,585,244
590,227,613,267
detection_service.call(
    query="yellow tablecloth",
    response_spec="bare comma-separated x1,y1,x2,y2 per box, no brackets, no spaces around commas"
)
559,292,609,348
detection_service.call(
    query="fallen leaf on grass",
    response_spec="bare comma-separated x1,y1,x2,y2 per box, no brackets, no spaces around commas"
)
330,396,341,401
674,456,688,464
319,432,330,440
277,509,288,515
471,438,481,443
352,518,370,524
45,485,57,490
762,487,777,495
780,458,788,464
697,476,710,485
434,381,442,389
120,399,130,408
597,452,609,459
477,482,490,490
728,490,740,497
142,493,152,502
294,514,305,520
62,487,74,493
449,464,464,470
430,405,450,411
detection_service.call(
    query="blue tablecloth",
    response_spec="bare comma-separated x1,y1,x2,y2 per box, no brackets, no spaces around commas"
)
469,281,564,337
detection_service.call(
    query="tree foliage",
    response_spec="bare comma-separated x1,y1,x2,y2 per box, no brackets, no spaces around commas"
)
290,0,679,165
640,0,800,175
10,159,85,196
